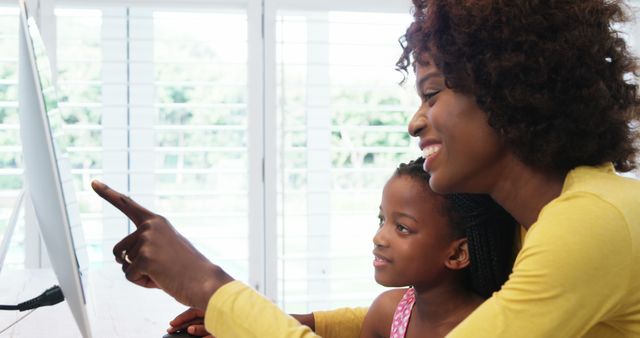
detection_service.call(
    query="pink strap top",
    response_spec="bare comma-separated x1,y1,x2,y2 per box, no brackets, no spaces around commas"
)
389,287,416,338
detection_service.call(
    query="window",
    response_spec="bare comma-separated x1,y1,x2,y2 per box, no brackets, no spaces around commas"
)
55,6,251,281
275,10,418,312
0,6,21,269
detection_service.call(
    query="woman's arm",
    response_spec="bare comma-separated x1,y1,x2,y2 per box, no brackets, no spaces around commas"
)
92,182,318,338
204,281,321,338
200,305,368,338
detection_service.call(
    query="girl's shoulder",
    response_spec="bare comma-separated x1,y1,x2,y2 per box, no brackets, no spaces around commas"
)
361,288,410,338
369,288,410,320
373,288,409,305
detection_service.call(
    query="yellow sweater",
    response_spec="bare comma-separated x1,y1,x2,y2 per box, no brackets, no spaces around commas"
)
204,164,640,337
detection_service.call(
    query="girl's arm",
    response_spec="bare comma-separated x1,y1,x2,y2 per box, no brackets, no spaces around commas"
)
291,313,316,331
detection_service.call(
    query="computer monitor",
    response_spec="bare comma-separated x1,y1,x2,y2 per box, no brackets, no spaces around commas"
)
17,0,92,337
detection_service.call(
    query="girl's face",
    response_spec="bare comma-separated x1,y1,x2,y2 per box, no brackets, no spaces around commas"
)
407,55,508,194
373,175,461,288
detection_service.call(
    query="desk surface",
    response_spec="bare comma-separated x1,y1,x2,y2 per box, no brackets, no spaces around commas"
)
0,266,187,338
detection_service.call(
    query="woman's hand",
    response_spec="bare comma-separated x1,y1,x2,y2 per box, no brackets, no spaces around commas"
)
91,180,234,310
168,308,213,337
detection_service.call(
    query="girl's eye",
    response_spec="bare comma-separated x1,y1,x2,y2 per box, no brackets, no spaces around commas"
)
396,224,411,234
422,90,441,103
377,215,384,227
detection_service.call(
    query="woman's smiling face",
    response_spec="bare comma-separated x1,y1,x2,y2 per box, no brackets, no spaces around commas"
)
407,55,509,194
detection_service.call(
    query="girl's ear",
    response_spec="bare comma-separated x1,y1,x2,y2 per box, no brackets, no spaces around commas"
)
444,238,470,270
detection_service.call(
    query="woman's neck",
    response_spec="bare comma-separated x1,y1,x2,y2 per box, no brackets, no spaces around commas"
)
411,282,483,336
489,159,565,229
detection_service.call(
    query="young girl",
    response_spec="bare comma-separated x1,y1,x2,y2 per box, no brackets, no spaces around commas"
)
360,157,515,338
165,157,517,338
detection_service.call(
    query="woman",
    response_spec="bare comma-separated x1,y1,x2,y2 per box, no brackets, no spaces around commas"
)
399,1,640,336
93,0,640,337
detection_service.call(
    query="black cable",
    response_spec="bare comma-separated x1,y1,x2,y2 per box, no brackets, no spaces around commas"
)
0,285,64,311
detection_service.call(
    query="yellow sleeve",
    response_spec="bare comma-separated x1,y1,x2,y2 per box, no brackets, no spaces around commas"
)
204,281,321,338
314,307,368,338
448,193,632,337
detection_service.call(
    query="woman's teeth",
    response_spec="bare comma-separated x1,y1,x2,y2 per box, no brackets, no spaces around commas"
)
422,145,441,158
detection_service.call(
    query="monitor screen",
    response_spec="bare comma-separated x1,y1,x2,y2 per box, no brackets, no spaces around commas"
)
18,0,91,336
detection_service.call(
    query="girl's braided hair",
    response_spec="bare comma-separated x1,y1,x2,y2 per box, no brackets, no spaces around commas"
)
395,157,517,298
